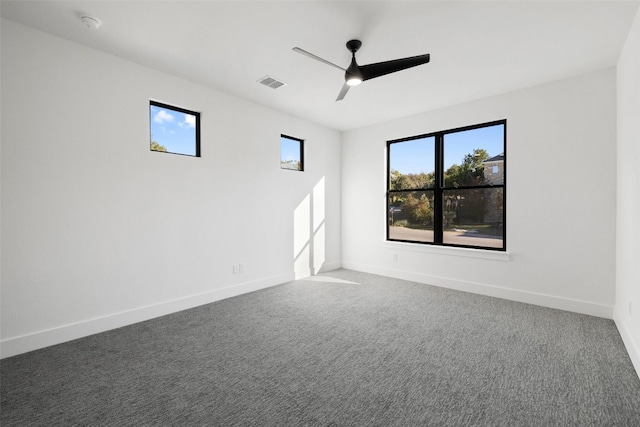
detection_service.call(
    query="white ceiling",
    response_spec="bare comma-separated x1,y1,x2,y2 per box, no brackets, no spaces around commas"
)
2,0,638,131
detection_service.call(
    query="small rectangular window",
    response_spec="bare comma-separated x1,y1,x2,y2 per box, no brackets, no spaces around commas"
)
281,135,304,171
149,101,201,157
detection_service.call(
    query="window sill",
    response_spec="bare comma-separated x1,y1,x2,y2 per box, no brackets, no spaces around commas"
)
383,240,510,261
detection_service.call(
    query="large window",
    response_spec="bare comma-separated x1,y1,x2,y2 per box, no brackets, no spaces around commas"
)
149,101,201,157
387,120,506,250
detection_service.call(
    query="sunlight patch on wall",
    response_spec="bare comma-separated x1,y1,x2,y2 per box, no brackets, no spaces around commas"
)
293,177,326,279
312,178,326,273
294,194,311,278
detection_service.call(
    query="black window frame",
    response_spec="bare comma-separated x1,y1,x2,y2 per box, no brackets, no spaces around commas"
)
149,100,201,157
387,119,506,251
280,134,304,172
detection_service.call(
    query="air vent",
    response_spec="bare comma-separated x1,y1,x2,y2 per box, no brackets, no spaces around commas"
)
258,75,286,89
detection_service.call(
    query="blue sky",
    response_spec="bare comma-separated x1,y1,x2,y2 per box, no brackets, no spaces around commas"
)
281,136,301,163
150,105,197,155
390,136,435,175
390,124,504,174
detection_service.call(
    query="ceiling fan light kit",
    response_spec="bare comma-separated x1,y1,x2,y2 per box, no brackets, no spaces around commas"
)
293,39,430,101
346,76,363,86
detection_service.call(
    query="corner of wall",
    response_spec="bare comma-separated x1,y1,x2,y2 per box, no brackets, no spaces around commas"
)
615,1,640,381
614,308,640,380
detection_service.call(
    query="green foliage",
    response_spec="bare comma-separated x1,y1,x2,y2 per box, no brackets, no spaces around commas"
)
390,148,489,191
389,169,434,191
150,138,167,153
444,148,489,187
445,188,486,224
403,193,433,225
389,148,491,227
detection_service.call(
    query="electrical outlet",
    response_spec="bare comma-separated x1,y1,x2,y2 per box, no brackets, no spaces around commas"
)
233,264,239,274
393,253,398,262
239,263,245,273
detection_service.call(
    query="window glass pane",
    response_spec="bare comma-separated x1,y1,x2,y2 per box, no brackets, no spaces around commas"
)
444,124,504,187
150,102,199,157
389,137,436,190
442,188,504,248
388,191,434,243
281,135,303,171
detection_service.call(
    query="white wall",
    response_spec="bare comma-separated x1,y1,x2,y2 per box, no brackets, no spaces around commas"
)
0,20,341,358
616,7,640,376
342,68,617,318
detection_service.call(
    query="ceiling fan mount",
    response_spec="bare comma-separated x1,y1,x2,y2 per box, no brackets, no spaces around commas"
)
293,40,430,101
346,39,362,53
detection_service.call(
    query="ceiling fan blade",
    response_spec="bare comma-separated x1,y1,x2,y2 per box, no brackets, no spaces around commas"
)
335,83,350,101
359,54,430,81
292,47,346,72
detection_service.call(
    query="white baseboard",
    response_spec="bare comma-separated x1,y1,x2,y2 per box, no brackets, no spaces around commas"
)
295,260,341,280
613,308,640,379
342,260,614,319
0,273,293,359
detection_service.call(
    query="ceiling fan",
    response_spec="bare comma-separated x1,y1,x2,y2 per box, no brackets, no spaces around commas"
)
293,40,430,101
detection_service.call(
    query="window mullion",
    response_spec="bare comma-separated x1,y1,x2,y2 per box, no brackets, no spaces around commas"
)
434,134,444,244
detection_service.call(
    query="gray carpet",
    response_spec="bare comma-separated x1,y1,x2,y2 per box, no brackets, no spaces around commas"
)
2,269,639,426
